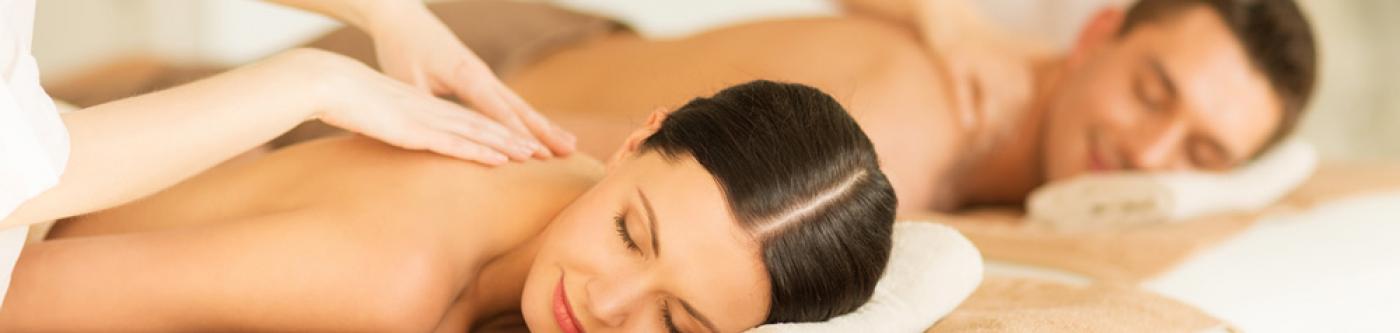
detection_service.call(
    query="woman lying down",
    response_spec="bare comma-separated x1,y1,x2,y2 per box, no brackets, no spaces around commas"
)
0,80,897,332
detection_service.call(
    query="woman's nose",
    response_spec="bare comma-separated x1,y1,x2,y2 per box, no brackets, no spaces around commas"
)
584,272,653,328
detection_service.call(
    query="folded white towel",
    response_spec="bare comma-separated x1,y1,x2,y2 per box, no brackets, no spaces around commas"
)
1028,139,1318,230
747,222,983,333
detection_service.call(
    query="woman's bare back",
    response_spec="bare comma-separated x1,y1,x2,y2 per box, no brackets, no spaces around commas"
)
9,137,599,331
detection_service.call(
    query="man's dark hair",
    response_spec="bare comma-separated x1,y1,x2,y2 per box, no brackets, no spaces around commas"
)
640,80,896,324
1121,0,1317,153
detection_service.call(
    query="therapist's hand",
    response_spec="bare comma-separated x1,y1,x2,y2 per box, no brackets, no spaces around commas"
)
364,2,575,158
302,49,542,165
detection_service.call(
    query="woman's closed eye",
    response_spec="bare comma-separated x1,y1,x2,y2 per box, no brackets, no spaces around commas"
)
661,301,682,333
617,215,684,332
614,213,642,253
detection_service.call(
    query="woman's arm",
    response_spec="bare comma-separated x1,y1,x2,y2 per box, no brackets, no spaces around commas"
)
0,207,456,332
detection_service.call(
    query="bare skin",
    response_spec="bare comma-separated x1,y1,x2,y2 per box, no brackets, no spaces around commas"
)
3,110,779,332
3,136,596,331
508,17,971,211
40,1,1285,212
506,4,1282,211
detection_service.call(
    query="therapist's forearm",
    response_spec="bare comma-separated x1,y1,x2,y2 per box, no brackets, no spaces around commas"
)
264,0,426,36
0,50,341,228
841,0,1001,49
839,0,920,26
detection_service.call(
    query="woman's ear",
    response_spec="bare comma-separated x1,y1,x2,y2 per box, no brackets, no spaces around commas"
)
607,108,669,170
1067,8,1126,68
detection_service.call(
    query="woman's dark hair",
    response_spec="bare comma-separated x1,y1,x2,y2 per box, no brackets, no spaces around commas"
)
639,80,896,323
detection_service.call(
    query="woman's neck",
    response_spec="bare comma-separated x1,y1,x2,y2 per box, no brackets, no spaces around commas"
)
951,55,1066,207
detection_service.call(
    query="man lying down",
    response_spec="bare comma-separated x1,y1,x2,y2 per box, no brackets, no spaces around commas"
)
517,0,1318,213
47,0,1318,214
211,0,1310,214
1,81,899,332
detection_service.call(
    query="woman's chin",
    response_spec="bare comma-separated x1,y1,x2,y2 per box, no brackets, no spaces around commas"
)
518,271,551,332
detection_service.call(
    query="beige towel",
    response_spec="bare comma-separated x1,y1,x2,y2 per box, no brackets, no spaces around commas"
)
926,162,1400,283
928,276,1228,332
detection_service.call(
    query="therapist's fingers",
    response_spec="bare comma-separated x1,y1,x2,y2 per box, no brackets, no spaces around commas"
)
445,63,566,158
448,64,531,136
427,104,539,161
499,84,577,157
418,131,510,166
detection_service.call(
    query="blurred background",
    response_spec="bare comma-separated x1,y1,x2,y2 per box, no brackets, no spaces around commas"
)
32,0,1399,161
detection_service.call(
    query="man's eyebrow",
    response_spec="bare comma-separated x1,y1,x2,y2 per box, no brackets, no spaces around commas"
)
1149,56,1180,103
679,299,721,333
636,188,660,256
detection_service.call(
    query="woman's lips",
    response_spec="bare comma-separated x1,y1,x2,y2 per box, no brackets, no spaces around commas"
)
554,275,586,333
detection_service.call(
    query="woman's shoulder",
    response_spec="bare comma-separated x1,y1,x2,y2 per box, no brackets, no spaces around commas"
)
211,136,606,285
345,135,600,194
302,135,603,245
284,135,603,197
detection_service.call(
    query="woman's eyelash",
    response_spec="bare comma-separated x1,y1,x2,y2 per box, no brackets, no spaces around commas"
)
614,213,642,253
661,301,681,333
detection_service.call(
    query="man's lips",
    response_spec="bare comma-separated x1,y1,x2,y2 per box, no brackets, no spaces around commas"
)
1088,146,1108,171
1087,133,1113,172
554,275,585,333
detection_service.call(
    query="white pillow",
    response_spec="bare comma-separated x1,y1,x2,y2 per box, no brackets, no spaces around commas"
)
747,222,983,333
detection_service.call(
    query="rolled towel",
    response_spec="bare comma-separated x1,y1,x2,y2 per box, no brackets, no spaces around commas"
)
747,222,983,333
1028,139,1318,230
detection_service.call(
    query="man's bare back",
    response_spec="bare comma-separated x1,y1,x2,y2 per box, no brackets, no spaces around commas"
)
508,17,971,210
46,0,1311,213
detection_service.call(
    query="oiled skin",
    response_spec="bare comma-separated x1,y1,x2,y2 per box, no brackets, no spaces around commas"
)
508,17,970,211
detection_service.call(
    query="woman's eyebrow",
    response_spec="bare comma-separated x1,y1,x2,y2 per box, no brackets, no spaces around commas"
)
636,188,660,256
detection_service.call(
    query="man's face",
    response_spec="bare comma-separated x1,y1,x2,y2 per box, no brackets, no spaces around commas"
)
1042,6,1282,181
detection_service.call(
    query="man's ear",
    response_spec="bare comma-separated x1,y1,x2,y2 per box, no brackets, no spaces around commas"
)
1067,8,1126,68
607,108,669,170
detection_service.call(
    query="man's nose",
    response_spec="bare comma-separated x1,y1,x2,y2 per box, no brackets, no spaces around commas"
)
1125,115,1190,170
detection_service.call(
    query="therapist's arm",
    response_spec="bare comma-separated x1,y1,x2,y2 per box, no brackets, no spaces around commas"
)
839,0,1006,49
266,0,577,157
0,49,531,228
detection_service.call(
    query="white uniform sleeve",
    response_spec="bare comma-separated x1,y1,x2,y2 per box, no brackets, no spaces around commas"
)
0,0,71,309
0,57,67,222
